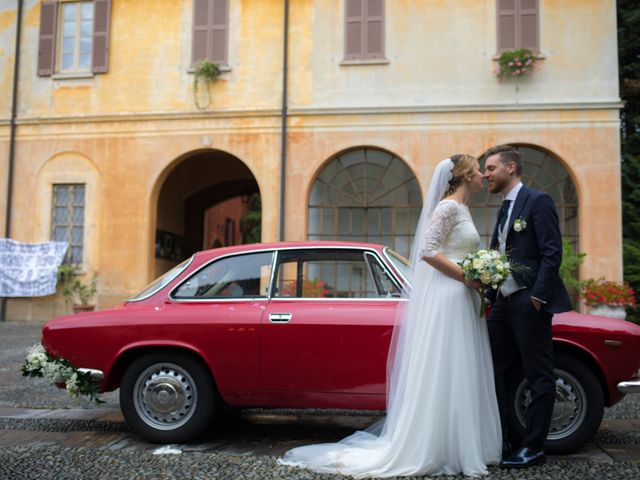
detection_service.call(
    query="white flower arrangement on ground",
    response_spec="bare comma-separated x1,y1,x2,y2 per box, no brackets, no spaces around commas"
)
460,249,517,316
21,344,103,403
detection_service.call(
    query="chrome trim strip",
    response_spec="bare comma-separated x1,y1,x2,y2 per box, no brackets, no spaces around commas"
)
164,297,270,303
128,255,195,303
617,380,640,394
267,250,279,299
269,297,408,303
382,247,410,286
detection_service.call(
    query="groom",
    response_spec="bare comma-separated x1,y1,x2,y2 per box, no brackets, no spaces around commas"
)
483,145,571,468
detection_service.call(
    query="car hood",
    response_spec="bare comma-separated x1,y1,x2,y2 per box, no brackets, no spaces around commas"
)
554,311,640,336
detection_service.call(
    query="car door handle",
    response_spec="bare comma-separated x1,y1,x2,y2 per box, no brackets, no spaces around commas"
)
269,313,292,323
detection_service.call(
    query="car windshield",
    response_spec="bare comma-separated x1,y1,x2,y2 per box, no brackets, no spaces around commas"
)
128,256,193,302
385,248,410,284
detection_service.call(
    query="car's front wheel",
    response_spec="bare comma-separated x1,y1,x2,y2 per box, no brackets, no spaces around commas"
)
508,353,604,454
120,352,216,443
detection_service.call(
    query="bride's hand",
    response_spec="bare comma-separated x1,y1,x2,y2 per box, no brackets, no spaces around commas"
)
464,278,484,293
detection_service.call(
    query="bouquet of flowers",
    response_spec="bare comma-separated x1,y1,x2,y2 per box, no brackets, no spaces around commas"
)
460,249,513,316
21,344,103,403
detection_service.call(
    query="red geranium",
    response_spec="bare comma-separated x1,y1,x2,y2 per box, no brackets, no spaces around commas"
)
280,278,329,298
580,278,636,308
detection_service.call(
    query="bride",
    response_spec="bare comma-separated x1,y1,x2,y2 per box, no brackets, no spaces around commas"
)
278,155,502,477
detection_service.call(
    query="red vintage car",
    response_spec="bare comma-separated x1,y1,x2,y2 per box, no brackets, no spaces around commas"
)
42,241,640,452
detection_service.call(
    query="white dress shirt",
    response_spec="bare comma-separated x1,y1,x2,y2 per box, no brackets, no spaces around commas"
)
498,183,525,297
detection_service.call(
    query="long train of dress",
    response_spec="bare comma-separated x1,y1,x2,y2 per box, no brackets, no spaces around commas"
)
278,200,501,477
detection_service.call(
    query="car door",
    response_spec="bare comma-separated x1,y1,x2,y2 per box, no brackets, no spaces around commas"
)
168,250,274,397
260,248,403,400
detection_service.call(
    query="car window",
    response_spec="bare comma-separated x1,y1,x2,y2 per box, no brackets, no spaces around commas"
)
385,248,410,283
366,254,402,297
129,256,193,301
274,249,383,299
172,252,273,299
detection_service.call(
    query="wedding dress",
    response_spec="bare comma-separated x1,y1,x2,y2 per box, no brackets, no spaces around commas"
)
278,161,501,478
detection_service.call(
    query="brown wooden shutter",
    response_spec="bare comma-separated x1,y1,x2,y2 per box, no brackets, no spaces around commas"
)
497,0,516,53
192,0,211,64
210,0,228,64
37,1,57,76
92,0,111,73
519,0,539,52
345,0,364,60
365,0,384,59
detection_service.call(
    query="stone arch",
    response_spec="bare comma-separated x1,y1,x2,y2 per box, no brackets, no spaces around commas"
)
150,149,261,277
471,144,579,250
308,147,422,258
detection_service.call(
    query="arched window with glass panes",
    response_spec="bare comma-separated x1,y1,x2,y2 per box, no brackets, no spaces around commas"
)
308,148,422,258
471,145,578,249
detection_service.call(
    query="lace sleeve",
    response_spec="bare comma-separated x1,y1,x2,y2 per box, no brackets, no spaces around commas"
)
418,200,459,258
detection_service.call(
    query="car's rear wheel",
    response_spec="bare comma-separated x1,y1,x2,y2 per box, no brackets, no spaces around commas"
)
120,352,216,443
508,353,604,454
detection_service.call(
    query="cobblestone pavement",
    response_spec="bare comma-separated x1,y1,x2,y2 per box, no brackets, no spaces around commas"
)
1,321,639,479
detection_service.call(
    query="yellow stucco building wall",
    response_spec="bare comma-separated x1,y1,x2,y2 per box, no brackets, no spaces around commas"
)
0,0,623,321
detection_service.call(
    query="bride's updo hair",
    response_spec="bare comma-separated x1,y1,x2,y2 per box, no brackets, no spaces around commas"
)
444,154,477,197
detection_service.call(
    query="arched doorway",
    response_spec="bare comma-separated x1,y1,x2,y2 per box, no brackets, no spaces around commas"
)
471,145,578,248
308,148,422,258
154,150,260,276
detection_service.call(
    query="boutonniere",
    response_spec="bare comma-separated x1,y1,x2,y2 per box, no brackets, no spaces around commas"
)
513,217,527,232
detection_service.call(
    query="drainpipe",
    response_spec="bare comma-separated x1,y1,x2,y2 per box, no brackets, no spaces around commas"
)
279,0,289,241
1,0,23,322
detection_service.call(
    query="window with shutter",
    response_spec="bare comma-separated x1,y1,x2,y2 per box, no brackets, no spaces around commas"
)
192,0,229,66
344,0,385,61
92,0,111,73
37,0,111,77
497,0,539,53
38,1,58,76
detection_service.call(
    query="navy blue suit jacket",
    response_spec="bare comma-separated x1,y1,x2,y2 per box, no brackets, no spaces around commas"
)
487,186,571,314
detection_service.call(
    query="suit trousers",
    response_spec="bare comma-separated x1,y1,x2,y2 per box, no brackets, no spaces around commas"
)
487,288,555,451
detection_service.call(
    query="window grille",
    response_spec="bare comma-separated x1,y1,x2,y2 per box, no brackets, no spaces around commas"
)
51,184,85,264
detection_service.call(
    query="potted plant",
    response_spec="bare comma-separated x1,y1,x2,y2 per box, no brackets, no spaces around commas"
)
580,278,636,319
559,240,587,308
193,59,221,110
58,264,98,313
494,48,538,80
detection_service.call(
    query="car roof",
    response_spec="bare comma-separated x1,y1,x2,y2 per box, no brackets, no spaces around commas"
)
194,240,387,260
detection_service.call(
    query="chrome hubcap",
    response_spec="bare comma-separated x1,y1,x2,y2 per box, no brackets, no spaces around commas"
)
515,368,587,440
134,363,197,430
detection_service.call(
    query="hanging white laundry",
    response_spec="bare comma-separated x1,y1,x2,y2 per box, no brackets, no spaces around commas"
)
0,239,68,297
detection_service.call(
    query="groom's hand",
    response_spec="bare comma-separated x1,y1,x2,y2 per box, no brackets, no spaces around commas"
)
531,297,542,311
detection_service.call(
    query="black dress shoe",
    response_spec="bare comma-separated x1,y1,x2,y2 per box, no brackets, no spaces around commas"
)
502,441,512,458
499,447,546,468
